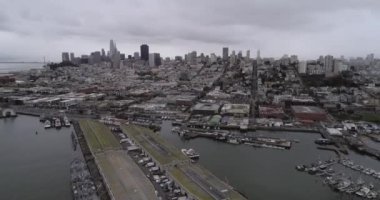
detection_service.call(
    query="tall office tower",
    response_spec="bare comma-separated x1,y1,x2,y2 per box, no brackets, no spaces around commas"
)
237,51,242,59
90,51,101,64
140,44,149,61
111,51,121,68
62,52,70,62
223,47,229,60
256,50,261,65
109,39,117,57
324,55,334,77
210,53,217,63
246,50,250,61
366,53,374,65
318,55,324,65
200,53,205,62
290,55,298,64
298,61,307,74
149,53,155,67
186,51,197,65
101,49,106,58
230,50,236,64
134,52,140,60
70,53,75,62
175,56,182,61
154,53,161,66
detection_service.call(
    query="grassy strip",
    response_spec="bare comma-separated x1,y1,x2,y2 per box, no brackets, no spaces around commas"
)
79,120,120,152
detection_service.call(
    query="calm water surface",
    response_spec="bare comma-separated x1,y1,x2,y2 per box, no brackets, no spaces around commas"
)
0,115,79,200
2,116,380,200
160,121,380,200
0,63,43,73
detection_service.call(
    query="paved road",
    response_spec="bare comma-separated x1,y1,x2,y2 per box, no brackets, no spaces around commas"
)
96,151,157,200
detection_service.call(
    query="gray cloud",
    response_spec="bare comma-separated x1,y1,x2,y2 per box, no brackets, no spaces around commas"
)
0,0,380,61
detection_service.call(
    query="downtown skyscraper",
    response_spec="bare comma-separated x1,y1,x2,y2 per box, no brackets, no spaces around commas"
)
140,44,149,61
223,47,229,61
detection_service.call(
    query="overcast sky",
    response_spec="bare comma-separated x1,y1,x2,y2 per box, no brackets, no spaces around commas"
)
1,0,380,62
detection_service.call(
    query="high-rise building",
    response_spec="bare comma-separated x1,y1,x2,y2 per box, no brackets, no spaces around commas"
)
324,55,334,77
175,56,182,61
62,52,70,62
101,49,106,58
89,51,101,64
109,40,117,57
187,51,197,65
246,50,250,61
140,44,149,61
154,53,161,66
298,61,307,74
290,55,298,64
149,53,155,67
210,53,217,63
238,51,242,59
70,53,75,62
111,51,120,68
230,50,236,64
134,52,140,60
257,50,261,65
366,53,374,65
223,47,229,60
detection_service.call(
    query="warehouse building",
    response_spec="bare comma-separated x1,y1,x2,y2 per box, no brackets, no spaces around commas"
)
291,106,327,121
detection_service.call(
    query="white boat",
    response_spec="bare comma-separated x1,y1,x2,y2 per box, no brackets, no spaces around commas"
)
227,138,240,144
181,148,200,160
64,116,71,127
44,120,51,129
55,118,62,129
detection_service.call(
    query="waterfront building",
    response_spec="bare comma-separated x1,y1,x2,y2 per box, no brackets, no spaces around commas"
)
291,106,327,122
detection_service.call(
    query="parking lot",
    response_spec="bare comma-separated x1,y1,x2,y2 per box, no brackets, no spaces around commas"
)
111,126,190,200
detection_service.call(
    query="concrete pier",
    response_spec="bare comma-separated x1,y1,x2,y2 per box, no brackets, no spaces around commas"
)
122,124,247,200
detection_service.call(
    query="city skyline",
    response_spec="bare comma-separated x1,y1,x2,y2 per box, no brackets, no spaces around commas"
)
1,0,380,61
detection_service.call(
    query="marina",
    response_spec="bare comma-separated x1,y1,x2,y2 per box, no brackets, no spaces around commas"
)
161,121,380,200
41,114,71,129
172,127,293,150
296,159,379,199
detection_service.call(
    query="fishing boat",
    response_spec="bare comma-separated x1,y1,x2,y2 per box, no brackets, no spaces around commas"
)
64,116,71,127
54,118,62,129
181,148,200,160
44,120,51,129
